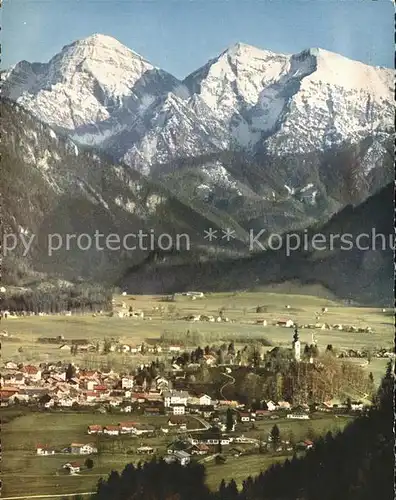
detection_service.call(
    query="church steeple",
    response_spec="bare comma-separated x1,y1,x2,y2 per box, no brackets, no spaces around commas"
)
292,327,301,362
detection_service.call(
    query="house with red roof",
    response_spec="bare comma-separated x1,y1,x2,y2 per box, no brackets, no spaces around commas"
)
87,425,103,435
103,425,120,436
63,462,81,474
94,384,109,393
118,421,138,433
84,391,97,403
23,365,42,381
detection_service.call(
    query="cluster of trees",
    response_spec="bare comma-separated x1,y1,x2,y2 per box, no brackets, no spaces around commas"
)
70,362,393,500
171,341,267,369
303,343,320,359
165,344,374,406
90,460,210,500
172,342,236,366
235,350,374,405
160,329,272,348
0,283,113,314
134,360,165,388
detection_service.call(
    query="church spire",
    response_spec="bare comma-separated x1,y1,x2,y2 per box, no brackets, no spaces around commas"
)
292,326,301,362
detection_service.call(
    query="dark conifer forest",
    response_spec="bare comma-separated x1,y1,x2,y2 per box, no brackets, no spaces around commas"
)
0,284,113,314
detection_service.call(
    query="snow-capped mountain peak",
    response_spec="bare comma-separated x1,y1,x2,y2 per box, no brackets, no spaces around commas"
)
65,33,145,58
184,43,290,108
47,33,154,87
2,34,394,172
2,33,180,135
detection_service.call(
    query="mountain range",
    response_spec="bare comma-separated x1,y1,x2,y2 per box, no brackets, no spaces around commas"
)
3,34,393,169
1,34,394,303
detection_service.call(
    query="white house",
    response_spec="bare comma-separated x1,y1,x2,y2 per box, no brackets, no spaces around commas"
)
164,390,189,407
87,425,103,435
204,355,217,366
82,444,98,454
103,426,120,436
276,319,295,328
59,344,72,352
23,366,42,381
168,416,187,428
172,405,186,415
121,405,133,413
36,445,55,456
85,380,97,391
287,413,310,420
168,346,182,353
199,394,212,406
121,377,134,390
63,462,80,474
174,450,191,466
85,391,97,403
119,422,137,433
71,443,97,455
266,401,277,411
131,425,154,436
5,361,18,370
58,397,74,407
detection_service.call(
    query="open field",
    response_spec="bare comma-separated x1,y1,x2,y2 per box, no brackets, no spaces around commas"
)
1,410,193,498
1,410,351,498
1,291,393,376
236,413,353,441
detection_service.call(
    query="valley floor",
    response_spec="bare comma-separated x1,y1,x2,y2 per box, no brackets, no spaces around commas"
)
1,290,393,499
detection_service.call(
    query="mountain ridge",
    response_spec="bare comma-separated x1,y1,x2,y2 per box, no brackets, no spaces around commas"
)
2,34,393,172
119,181,394,306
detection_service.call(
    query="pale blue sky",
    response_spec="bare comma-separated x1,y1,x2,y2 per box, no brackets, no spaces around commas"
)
1,0,394,78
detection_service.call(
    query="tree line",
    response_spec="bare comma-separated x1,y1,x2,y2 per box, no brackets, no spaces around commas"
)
0,283,113,314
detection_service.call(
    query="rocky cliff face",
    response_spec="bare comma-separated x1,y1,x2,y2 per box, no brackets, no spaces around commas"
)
0,99,250,284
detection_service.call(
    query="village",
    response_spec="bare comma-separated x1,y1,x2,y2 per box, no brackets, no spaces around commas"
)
0,290,393,497
1,332,376,477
